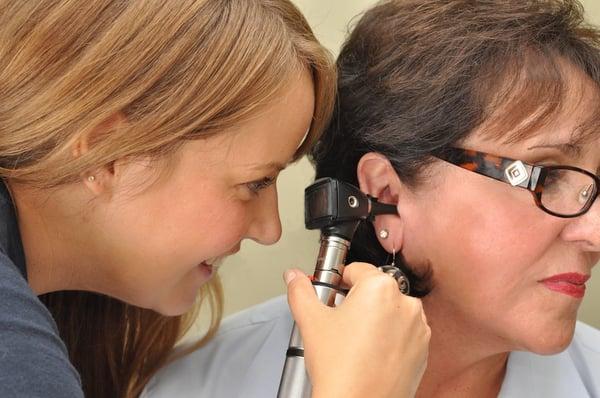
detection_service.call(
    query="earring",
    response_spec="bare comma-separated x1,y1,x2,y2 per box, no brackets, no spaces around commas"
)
87,175,96,182
381,244,411,295
379,229,389,239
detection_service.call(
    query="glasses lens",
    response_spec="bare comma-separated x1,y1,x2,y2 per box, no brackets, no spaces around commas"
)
541,168,597,215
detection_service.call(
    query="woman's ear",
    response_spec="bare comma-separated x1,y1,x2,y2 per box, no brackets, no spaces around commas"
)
357,152,406,254
71,112,127,196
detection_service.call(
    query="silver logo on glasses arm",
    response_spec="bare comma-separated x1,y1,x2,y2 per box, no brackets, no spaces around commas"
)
505,161,529,186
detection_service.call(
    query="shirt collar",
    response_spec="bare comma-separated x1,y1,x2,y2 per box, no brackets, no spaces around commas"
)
499,348,589,397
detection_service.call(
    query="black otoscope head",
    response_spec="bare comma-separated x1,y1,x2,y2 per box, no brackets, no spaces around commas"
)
304,178,398,241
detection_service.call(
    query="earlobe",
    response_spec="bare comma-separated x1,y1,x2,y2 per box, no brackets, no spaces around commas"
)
71,112,126,196
82,172,106,196
374,218,404,255
376,223,404,254
73,138,104,195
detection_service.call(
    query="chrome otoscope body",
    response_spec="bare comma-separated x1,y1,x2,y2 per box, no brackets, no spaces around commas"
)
277,235,350,398
277,178,398,397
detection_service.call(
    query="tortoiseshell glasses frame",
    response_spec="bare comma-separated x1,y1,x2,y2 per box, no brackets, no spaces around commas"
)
434,147,599,218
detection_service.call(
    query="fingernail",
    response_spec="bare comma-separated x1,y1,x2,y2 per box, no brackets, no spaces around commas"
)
283,270,297,285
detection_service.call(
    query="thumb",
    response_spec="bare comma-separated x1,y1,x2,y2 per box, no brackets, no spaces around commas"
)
284,269,322,327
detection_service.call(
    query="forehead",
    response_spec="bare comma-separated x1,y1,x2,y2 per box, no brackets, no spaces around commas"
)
227,71,314,163
469,55,600,149
190,69,316,171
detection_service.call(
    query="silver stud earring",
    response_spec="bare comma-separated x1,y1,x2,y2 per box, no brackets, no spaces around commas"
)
379,229,389,239
87,175,96,182
380,243,411,295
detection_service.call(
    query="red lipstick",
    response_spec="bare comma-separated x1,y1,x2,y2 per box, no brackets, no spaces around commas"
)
539,273,590,299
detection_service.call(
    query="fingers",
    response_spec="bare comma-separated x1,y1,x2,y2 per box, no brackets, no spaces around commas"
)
284,268,322,327
341,262,381,288
342,262,402,301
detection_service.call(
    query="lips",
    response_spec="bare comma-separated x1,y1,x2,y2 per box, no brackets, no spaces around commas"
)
204,257,225,269
539,273,590,299
204,258,218,267
201,248,239,273
199,261,214,276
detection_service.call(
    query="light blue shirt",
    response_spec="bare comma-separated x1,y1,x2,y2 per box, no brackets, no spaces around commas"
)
143,296,600,398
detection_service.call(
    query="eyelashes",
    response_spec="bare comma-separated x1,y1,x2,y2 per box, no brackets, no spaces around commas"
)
246,176,276,194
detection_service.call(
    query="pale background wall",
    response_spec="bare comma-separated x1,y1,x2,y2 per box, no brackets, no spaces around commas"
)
218,0,600,329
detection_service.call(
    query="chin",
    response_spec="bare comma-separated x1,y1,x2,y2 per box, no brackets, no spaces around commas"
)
154,298,197,317
151,277,209,316
116,285,196,316
521,321,577,355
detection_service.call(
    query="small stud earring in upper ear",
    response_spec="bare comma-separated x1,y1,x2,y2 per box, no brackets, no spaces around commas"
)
379,229,389,239
87,175,96,182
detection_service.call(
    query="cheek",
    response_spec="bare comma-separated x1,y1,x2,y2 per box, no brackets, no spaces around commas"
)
113,197,249,311
156,185,250,259
195,201,248,252
111,183,249,266
409,176,578,350
408,177,561,299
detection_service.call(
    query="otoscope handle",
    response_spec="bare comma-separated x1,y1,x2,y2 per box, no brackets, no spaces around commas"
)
277,235,350,398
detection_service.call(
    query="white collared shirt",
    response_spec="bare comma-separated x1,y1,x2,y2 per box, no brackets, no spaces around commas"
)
142,296,600,398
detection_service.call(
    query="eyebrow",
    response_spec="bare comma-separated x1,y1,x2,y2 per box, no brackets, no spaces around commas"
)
248,161,288,172
526,142,583,158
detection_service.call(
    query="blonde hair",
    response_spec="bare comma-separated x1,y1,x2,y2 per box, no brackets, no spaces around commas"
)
0,1,336,397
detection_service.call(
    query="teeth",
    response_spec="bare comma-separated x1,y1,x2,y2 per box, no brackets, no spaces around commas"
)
204,258,222,268
203,254,231,270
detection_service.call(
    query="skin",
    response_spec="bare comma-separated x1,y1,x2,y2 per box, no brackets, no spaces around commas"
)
9,69,315,316
358,63,600,397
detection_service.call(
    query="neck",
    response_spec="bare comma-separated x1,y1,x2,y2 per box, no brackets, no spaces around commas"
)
416,295,509,398
8,183,99,295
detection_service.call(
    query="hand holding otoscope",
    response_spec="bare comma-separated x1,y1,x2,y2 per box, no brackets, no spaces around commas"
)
278,178,431,398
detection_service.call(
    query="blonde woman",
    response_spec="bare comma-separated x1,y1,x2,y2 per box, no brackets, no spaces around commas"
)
0,1,430,398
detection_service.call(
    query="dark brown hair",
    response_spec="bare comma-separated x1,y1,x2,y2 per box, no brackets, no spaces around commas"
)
312,0,600,296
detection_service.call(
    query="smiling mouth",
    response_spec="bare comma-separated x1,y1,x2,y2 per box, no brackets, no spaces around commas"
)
205,257,223,268
201,256,229,272
539,273,590,299
199,261,214,276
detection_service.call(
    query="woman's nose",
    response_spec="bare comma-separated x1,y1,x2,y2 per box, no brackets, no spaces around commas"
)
247,187,282,246
562,198,600,252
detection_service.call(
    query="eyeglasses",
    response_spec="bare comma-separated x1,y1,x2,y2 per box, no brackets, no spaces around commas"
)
435,147,599,218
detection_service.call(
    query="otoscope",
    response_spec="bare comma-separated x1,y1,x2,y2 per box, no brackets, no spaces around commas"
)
277,177,399,398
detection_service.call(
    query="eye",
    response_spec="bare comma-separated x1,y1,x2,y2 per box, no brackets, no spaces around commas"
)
543,169,566,190
246,176,276,195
